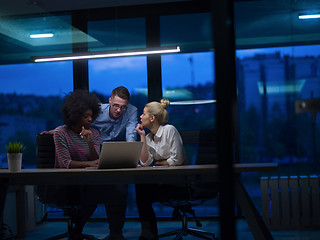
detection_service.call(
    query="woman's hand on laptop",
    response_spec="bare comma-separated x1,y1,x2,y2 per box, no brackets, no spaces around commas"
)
88,159,99,167
155,159,169,166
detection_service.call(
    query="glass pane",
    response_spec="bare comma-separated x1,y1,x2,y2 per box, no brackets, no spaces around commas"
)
88,18,146,51
161,51,217,217
236,45,320,166
88,56,148,112
0,61,73,168
234,0,320,218
161,13,212,52
89,56,148,218
161,12,217,218
0,14,73,64
234,1,320,49
162,52,215,131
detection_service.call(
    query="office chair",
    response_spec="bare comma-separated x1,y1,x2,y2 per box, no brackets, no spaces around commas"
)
158,129,219,240
36,134,98,240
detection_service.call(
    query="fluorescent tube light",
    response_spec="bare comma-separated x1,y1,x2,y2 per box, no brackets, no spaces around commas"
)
30,33,54,38
170,100,216,105
299,14,320,19
31,46,180,62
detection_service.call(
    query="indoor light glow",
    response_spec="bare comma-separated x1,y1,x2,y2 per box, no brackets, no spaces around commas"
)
257,79,305,95
170,100,216,105
298,14,320,19
30,33,54,38
31,46,180,62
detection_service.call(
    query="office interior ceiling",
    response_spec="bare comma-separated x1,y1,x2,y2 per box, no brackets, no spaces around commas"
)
0,0,187,64
0,0,185,17
0,0,320,64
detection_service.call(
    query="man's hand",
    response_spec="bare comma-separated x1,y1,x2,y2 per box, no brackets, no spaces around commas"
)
40,129,54,135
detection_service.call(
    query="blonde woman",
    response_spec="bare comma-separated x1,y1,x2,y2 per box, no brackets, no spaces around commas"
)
135,99,188,240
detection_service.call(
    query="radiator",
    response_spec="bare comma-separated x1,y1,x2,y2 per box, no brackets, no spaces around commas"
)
260,175,320,229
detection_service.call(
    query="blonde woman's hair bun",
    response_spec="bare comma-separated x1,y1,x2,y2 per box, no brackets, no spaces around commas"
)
160,98,170,109
146,99,169,125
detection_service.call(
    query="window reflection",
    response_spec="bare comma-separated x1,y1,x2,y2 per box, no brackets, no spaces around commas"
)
161,13,212,52
161,52,215,130
88,18,146,51
236,45,320,168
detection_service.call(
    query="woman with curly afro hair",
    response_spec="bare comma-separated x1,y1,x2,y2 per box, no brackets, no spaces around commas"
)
54,90,101,169
53,90,101,240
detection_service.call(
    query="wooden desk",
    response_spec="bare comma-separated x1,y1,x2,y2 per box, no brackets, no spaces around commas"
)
0,163,277,240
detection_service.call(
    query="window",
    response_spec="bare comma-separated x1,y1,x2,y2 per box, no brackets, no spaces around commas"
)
161,52,215,131
88,56,148,218
236,45,320,171
160,12,217,217
88,18,146,51
234,0,320,214
0,61,73,168
88,56,148,113
88,16,148,118
161,13,212,52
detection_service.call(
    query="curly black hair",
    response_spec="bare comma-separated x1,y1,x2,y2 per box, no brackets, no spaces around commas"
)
61,90,101,127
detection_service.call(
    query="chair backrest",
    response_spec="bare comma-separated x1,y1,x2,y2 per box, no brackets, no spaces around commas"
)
36,134,55,168
196,129,218,165
179,129,217,165
179,129,219,199
36,133,107,206
36,133,65,205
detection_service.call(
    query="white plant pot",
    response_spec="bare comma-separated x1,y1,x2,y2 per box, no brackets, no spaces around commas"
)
7,153,22,172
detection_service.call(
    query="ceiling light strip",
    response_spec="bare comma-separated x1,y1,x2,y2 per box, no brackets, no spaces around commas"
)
299,14,320,19
170,100,216,105
31,46,180,62
30,33,54,38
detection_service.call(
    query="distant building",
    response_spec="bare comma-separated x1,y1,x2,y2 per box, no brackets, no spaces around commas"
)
237,53,320,116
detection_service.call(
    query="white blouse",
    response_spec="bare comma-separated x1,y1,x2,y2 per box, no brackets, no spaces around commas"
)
141,124,188,166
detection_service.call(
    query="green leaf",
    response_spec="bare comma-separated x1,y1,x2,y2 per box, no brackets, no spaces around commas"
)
6,142,25,153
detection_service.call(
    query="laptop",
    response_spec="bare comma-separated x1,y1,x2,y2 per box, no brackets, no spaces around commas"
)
97,141,143,169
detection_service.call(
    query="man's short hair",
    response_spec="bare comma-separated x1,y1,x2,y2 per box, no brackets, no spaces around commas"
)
111,86,130,101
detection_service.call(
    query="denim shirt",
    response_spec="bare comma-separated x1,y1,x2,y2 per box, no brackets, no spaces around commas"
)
92,103,138,143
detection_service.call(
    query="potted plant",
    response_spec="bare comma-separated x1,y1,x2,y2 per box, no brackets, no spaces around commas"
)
6,142,25,172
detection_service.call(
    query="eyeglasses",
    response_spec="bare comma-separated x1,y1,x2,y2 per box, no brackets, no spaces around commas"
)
112,104,127,110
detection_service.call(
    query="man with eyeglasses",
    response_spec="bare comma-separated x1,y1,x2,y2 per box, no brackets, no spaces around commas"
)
92,86,137,143
90,86,137,240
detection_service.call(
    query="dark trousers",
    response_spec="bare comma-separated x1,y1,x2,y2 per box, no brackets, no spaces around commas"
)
41,184,128,235
103,184,128,235
135,184,190,235
82,184,128,235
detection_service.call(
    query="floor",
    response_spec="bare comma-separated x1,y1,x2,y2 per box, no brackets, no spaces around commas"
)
18,219,320,240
